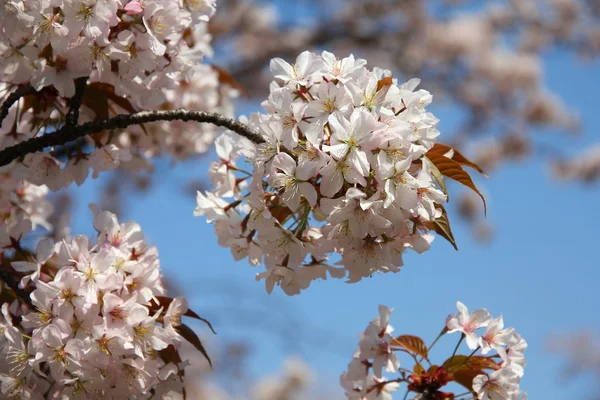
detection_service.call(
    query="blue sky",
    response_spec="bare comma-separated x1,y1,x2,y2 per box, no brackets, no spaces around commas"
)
61,23,600,400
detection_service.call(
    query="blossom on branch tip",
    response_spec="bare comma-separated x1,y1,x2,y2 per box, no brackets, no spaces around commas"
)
0,210,206,397
196,50,462,294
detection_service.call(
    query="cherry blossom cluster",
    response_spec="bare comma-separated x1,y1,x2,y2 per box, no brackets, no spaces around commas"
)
1,0,216,104
340,302,527,400
340,305,402,400
195,50,448,294
0,0,237,197
0,210,197,398
446,301,527,400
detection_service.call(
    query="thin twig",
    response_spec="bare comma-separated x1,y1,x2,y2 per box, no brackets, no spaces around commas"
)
0,109,265,167
0,85,37,128
65,77,88,128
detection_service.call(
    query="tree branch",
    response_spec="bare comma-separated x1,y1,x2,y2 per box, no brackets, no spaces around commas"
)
0,267,32,307
0,109,265,167
65,77,88,128
0,85,37,128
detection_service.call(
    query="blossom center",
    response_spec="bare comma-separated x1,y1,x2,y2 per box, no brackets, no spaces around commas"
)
78,6,94,21
109,305,128,320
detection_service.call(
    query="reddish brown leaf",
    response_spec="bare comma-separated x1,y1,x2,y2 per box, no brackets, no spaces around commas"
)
427,143,488,177
442,355,500,393
83,83,148,134
425,205,458,250
159,344,183,367
426,153,487,215
151,296,217,334
442,355,500,373
269,205,293,224
376,76,394,91
413,363,425,375
178,323,213,368
391,335,429,359
427,365,441,375
450,367,481,394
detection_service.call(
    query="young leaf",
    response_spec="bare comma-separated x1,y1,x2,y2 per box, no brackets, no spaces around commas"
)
426,152,487,215
178,323,213,368
414,363,425,376
425,205,458,250
442,355,500,393
427,143,488,177
376,76,394,91
442,355,499,373
391,335,429,359
449,367,480,394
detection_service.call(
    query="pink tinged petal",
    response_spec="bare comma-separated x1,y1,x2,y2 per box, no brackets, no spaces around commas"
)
272,152,297,176
456,301,469,321
395,185,418,211
470,309,492,329
123,1,143,15
36,238,55,262
372,357,385,378
271,173,292,189
298,182,318,207
386,352,400,373
472,374,487,394
348,214,369,238
270,58,294,80
320,160,343,198
295,163,313,181
409,233,433,254
282,184,301,211
378,305,393,327
142,30,166,56
348,149,370,176
305,120,325,145
465,332,480,350
371,214,392,231
328,112,352,142
343,166,367,186
294,51,313,76
394,158,412,173
128,305,149,325
446,317,461,332
11,261,37,272
324,143,348,160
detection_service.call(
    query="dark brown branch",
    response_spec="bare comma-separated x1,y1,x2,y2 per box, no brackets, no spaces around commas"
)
65,77,88,127
0,109,265,167
0,85,37,128
0,267,32,307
